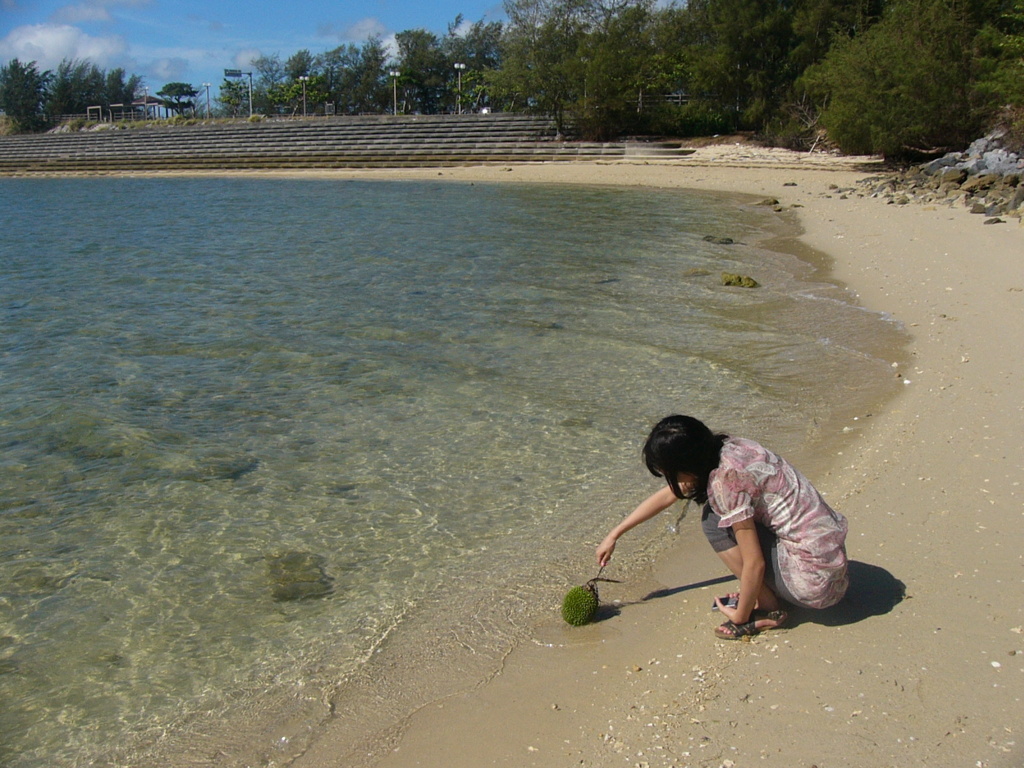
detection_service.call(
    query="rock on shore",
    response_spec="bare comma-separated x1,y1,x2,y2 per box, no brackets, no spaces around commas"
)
861,132,1024,219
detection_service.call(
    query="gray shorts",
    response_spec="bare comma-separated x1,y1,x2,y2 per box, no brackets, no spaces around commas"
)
700,503,805,607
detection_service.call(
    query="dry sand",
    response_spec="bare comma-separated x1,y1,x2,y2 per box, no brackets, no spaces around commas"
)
269,144,1024,768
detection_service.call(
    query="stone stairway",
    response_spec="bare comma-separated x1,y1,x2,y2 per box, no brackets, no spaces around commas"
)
0,113,692,173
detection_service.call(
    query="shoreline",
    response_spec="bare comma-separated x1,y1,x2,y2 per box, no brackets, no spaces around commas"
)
270,148,1024,767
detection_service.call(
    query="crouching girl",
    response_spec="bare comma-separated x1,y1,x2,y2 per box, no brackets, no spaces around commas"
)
597,415,848,639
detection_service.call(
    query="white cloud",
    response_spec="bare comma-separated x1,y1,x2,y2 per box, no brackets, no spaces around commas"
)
346,17,388,41
52,4,112,23
234,48,261,70
117,42,244,85
147,56,188,81
316,17,388,43
50,0,150,23
452,18,474,37
0,23,128,69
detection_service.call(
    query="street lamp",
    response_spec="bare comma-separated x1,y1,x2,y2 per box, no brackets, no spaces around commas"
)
203,83,211,118
580,56,589,111
453,62,466,114
389,69,400,115
299,75,309,117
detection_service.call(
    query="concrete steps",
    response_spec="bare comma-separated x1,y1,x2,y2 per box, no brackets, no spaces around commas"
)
0,114,690,173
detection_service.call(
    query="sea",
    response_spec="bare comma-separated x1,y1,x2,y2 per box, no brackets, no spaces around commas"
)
0,177,906,767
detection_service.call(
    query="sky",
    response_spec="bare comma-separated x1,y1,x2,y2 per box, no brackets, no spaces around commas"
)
0,0,505,96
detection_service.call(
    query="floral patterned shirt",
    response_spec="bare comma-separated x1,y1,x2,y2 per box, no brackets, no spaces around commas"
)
707,437,849,609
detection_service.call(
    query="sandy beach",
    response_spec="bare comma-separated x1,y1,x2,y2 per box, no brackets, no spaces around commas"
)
214,144,1023,768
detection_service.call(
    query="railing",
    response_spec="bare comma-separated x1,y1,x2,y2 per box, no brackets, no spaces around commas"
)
42,95,692,128
46,109,151,125
638,93,690,110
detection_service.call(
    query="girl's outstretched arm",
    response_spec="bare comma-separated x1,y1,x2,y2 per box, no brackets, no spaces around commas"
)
597,484,678,566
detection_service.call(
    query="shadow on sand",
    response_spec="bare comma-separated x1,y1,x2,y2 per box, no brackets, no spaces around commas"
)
635,560,905,628
795,560,906,627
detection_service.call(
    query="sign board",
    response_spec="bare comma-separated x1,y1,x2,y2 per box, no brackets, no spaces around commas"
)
224,69,242,77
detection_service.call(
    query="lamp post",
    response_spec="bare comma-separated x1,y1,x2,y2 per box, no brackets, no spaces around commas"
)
453,62,466,114
389,69,400,115
299,75,309,117
580,56,589,112
203,83,211,118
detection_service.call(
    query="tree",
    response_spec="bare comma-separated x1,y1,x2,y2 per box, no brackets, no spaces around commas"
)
266,74,329,115
443,16,504,72
576,1,662,138
348,38,389,113
788,0,885,74
806,0,991,156
0,58,50,132
157,82,199,115
318,38,389,114
678,0,799,129
395,29,449,113
217,78,249,116
47,59,105,117
492,0,672,136
977,0,1024,108
491,0,589,131
441,16,504,112
252,54,286,113
106,68,142,112
285,49,316,81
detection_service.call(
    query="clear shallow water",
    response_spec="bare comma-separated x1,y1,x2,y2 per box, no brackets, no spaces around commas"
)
0,177,904,766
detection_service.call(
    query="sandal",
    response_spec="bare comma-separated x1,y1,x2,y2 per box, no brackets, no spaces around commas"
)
753,609,789,628
714,619,759,640
715,610,788,640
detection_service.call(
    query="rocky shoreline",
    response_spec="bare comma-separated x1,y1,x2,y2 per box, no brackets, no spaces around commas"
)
858,133,1024,221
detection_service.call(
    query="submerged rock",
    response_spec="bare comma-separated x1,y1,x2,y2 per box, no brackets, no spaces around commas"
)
265,551,334,602
702,235,735,245
560,416,594,428
205,456,260,481
721,273,759,288
175,453,260,482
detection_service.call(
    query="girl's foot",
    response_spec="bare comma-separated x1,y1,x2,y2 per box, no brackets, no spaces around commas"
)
714,610,787,640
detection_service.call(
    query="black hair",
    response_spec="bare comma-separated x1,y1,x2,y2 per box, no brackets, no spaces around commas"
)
642,415,728,503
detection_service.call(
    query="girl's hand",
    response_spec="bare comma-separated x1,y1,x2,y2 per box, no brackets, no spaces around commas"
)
596,536,616,567
714,596,747,624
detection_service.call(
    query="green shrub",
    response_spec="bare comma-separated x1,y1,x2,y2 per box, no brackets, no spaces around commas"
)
805,0,994,158
995,105,1024,154
758,100,822,150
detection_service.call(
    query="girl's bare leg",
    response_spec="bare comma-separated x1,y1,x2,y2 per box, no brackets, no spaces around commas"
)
715,546,786,630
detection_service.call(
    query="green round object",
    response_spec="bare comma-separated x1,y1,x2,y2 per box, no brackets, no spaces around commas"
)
561,584,599,626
